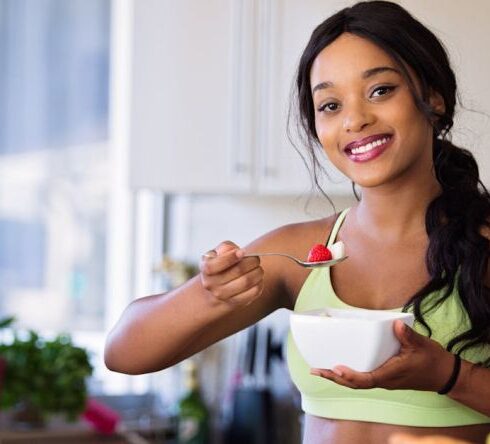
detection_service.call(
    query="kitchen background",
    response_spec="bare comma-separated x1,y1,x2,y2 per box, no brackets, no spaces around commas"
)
0,0,489,442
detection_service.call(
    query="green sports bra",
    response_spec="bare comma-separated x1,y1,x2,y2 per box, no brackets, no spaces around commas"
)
286,208,490,426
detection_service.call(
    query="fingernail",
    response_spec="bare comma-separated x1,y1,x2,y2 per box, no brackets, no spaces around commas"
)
202,250,217,259
310,369,321,376
235,249,244,259
332,367,343,377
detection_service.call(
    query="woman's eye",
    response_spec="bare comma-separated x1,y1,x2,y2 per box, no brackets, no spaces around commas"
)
371,85,396,98
318,102,340,113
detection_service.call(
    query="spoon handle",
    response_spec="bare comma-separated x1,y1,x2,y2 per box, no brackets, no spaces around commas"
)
244,253,347,268
244,252,301,262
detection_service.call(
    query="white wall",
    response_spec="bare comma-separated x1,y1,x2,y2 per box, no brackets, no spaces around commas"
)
398,0,490,186
167,194,356,263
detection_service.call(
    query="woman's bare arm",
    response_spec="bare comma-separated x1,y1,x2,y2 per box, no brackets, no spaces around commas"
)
104,274,278,374
448,361,490,416
104,221,325,375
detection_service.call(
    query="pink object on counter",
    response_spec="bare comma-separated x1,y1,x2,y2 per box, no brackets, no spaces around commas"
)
82,398,120,435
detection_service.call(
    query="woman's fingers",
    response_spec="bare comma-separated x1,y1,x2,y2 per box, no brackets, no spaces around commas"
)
224,280,265,307
215,240,241,255
206,266,264,302
310,368,360,389
200,243,243,274
333,365,377,388
201,253,260,286
200,241,264,306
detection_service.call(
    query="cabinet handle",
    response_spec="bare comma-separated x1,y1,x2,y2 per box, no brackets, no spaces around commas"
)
257,0,277,178
229,0,253,176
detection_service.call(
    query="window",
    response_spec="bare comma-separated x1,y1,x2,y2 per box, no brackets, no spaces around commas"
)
0,0,111,332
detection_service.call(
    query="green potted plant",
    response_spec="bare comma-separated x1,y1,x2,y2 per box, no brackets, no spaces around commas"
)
0,316,93,427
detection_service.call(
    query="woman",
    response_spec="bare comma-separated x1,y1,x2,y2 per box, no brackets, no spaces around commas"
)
105,1,490,442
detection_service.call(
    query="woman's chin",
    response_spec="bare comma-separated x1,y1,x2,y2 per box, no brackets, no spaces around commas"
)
349,176,389,190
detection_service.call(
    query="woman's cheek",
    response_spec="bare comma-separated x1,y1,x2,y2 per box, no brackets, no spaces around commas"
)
316,125,333,152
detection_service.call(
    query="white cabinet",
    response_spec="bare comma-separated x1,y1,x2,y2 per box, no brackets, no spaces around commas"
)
255,0,352,195
126,0,352,195
128,0,254,193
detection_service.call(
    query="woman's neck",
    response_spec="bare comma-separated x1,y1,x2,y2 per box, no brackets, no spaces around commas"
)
353,170,441,242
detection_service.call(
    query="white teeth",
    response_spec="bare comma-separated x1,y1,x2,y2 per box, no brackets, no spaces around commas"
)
350,137,389,155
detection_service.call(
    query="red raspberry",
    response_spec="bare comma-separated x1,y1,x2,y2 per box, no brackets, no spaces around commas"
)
307,244,332,262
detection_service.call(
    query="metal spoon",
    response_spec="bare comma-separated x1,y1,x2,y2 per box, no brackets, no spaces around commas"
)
243,253,348,268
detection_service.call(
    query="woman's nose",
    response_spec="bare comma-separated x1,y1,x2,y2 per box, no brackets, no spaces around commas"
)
342,103,375,133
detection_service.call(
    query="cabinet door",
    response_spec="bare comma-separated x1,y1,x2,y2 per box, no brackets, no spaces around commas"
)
128,0,255,192
255,0,354,196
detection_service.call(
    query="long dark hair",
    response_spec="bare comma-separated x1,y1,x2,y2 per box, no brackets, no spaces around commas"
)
293,0,490,363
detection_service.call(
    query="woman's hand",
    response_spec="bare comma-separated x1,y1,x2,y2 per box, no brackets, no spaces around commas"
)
200,241,264,307
310,320,454,392
389,433,473,444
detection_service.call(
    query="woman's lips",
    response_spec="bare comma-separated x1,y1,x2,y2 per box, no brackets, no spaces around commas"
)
344,134,393,163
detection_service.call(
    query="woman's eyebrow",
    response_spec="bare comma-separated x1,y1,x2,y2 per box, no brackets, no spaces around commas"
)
312,66,401,95
362,66,401,79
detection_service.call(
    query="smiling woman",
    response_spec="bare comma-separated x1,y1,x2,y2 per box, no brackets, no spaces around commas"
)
309,33,440,189
105,2,490,443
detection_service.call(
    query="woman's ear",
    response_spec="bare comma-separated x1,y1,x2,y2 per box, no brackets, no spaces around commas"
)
429,90,446,116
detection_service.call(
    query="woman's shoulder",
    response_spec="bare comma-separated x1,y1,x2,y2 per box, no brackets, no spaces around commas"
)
245,213,340,259
272,215,336,237
242,214,340,310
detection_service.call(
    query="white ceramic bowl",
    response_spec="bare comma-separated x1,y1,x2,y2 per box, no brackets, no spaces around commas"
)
290,307,414,372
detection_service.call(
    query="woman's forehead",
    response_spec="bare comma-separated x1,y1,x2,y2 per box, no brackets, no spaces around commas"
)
310,33,398,84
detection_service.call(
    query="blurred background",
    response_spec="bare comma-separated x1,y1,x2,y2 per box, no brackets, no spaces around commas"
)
0,0,488,442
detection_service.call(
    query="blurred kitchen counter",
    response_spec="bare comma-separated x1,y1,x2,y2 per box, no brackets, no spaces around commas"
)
0,414,173,443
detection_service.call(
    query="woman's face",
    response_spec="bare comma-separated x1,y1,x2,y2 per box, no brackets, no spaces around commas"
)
310,33,439,189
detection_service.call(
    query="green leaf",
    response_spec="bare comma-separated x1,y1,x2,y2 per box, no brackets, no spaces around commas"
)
0,316,16,329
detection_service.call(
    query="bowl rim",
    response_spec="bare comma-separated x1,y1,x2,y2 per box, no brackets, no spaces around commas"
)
290,307,414,323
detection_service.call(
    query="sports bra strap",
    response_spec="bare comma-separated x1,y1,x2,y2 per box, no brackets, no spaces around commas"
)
326,208,350,246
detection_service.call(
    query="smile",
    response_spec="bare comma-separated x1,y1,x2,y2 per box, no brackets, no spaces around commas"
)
350,136,390,154
344,134,393,162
